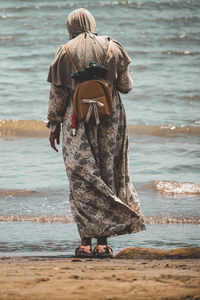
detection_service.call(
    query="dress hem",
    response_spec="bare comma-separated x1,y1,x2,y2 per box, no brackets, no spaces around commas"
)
79,219,146,239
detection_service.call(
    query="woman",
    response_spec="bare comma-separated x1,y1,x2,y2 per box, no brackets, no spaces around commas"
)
47,8,146,258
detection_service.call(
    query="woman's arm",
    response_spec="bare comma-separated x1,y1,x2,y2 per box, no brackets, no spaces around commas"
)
46,83,69,151
47,83,69,132
116,65,133,94
112,40,133,94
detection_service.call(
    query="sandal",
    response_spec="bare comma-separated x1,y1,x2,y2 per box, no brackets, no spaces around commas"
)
93,245,113,258
75,245,93,258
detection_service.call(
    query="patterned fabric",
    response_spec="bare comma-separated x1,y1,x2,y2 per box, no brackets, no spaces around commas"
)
47,77,146,238
47,85,69,133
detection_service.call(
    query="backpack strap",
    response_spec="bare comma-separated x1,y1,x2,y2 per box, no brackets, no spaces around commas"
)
103,39,112,66
65,40,112,70
64,44,78,72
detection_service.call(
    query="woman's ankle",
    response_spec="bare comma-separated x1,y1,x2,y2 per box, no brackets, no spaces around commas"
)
81,237,92,246
97,236,107,245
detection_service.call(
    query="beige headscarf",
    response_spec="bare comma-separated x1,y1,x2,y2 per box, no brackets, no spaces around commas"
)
47,8,131,89
66,8,96,39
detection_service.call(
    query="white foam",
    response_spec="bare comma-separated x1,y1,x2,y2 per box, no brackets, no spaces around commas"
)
154,180,200,194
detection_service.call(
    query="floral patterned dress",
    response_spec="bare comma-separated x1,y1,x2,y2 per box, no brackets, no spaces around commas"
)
47,44,146,239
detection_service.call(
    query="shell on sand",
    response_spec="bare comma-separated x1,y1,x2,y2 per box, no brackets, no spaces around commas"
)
115,247,200,259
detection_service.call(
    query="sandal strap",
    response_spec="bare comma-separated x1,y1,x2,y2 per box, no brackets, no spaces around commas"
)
106,246,113,253
93,245,113,254
75,245,92,255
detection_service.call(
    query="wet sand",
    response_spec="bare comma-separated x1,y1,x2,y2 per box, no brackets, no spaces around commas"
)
0,256,199,300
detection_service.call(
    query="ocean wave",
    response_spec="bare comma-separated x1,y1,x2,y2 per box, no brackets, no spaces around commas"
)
162,50,200,56
149,180,200,195
128,124,200,137
1,119,200,138
96,1,200,9
153,16,200,24
0,14,26,20
0,120,48,138
134,65,148,70
1,3,75,13
0,36,16,41
0,215,199,225
0,189,39,197
183,95,200,101
0,14,13,19
2,0,198,13
161,35,200,44
8,53,46,60
0,215,74,224
145,216,200,225
11,67,33,72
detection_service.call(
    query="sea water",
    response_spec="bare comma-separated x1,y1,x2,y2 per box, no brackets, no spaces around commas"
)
0,0,200,256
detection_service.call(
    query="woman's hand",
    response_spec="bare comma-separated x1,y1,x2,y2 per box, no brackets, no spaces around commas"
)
49,132,60,152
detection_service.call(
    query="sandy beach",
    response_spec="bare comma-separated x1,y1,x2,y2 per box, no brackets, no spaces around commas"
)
0,255,199,300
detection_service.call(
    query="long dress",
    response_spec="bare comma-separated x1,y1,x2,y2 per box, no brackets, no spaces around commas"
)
47,36,146,239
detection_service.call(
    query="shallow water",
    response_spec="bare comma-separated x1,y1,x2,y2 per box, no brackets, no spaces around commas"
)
0,0,200,255
0,223,199,256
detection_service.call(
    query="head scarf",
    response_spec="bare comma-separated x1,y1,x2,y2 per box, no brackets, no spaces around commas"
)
66,8,96,39
47,8,131,89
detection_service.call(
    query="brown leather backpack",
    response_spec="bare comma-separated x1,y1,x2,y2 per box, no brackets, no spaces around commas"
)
65,42,113,124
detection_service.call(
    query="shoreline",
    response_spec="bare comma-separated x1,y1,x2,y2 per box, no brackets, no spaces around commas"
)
0,255,199,300
1,119,200,139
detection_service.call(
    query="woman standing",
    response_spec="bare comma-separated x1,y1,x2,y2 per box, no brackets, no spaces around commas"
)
47,8,145,258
